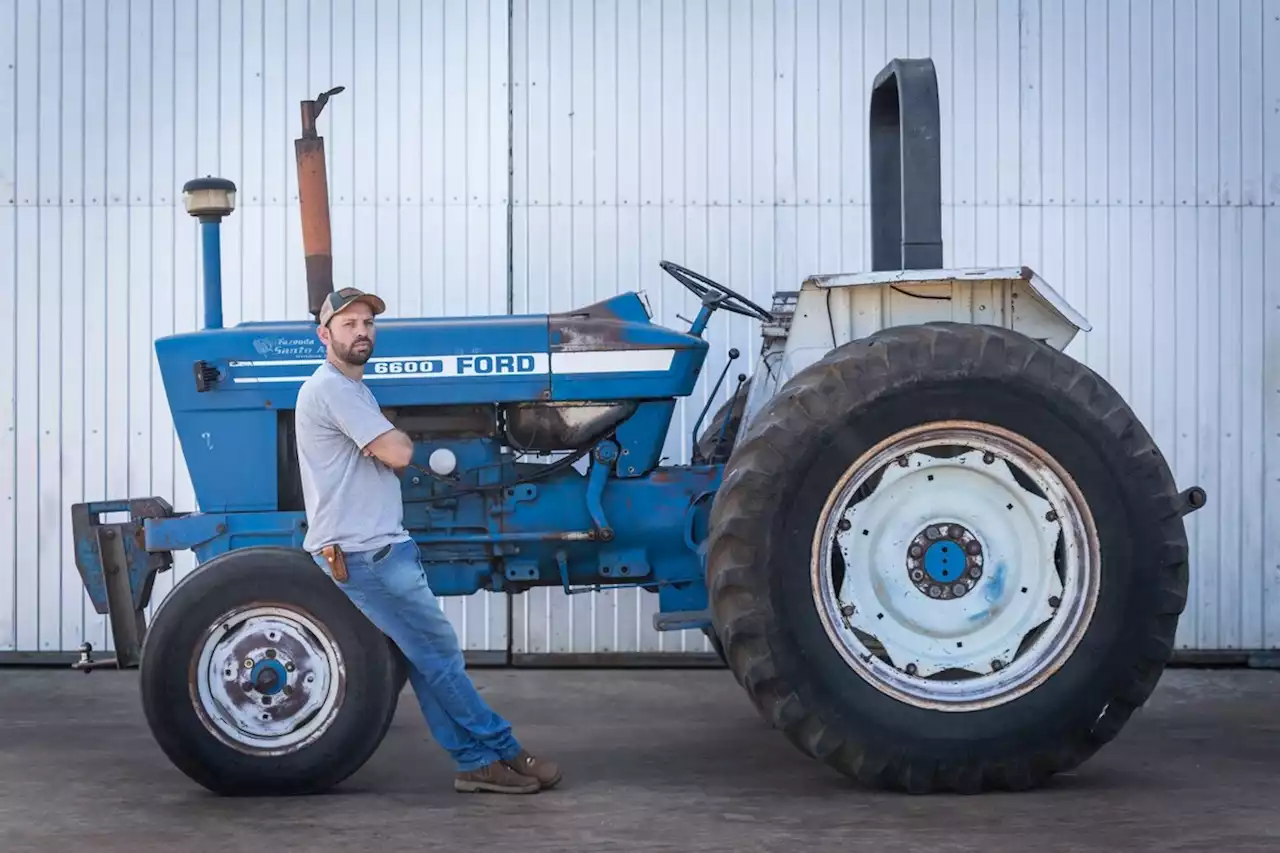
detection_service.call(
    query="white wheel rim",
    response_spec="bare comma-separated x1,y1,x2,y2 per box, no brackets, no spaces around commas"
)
191,605,346,755
810,420,1100,712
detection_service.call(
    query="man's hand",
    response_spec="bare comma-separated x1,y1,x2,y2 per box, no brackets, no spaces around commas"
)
362,428,414,470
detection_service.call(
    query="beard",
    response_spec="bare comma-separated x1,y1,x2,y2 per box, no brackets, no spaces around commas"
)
335,337,373,365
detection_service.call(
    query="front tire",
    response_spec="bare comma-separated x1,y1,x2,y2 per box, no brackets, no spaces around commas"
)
139,546,402,796
705,323,1191,793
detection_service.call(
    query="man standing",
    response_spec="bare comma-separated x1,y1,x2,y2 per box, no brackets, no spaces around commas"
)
294,286,561,795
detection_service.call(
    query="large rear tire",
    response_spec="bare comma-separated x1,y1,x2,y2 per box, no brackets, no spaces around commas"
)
705,323,1192,793
139,546,403,796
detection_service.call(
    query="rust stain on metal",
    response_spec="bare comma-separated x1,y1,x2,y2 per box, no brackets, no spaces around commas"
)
650,467,718,486
295,87,344,321
548,298,681,352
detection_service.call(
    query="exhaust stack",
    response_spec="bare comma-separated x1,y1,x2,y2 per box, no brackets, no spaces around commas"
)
295,86,344,322
868,59,943,272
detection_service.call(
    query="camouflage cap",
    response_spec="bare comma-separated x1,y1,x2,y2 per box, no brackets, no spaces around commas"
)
318,287,386,326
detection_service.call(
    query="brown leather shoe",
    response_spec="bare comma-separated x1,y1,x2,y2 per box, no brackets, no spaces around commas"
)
504,750,562,790
454,760,541,794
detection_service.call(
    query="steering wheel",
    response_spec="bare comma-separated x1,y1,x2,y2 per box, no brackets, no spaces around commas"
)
659,260,774,324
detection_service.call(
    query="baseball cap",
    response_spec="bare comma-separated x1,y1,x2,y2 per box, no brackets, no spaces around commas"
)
318,287,386,326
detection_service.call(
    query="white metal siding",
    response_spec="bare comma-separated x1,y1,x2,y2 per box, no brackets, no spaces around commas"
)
0,0,512,654
508,0,1280,655
1,1,1278,658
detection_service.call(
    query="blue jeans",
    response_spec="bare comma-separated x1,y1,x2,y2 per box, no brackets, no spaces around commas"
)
311,537,522,772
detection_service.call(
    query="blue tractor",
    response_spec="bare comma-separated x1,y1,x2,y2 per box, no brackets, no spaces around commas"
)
70,60,1206,796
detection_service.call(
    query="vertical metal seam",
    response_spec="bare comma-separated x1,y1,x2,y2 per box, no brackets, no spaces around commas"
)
33,0,41,647
1186,0,1199,645
504,0,515,660
1233,0,1243,645
1251,0,1263,644
7,0,15,649
81,0,91,643
55,0,66,646
505,0,514,316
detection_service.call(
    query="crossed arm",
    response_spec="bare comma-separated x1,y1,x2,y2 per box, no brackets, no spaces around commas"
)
362,428,414,470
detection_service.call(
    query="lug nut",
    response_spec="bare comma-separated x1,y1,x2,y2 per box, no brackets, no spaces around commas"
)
283,685,294,696
262,696,272,705
1049,596,1061,608
265,649,277,659
840,604,854,617
965,540,982,555
243,658,254,669
837,519,851,532
285,662,296,672
241,682,253,692
952,584,967,596
909,544,923,558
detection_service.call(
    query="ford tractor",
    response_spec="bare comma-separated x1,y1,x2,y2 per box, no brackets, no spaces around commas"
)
69,60,1206,796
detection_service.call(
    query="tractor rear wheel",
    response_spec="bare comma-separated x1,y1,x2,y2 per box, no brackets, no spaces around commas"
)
705,322,1191,793
139,546,403,796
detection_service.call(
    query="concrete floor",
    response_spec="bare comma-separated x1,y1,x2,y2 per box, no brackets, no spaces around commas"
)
0,665,1277,852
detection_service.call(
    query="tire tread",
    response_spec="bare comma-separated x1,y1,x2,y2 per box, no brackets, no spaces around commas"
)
705,322,1191,793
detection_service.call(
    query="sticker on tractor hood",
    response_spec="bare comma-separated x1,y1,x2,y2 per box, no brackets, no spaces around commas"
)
251,336,326,358
228,349,677,383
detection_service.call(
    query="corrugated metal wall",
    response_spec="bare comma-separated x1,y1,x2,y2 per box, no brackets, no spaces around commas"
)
507,0,1280,656
0,0,513,656
1,0,1277,658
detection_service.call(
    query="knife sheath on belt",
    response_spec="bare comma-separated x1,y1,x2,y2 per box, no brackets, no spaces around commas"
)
322,544,348,583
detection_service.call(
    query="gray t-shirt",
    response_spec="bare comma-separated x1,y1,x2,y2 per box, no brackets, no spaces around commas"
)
295,361,411,555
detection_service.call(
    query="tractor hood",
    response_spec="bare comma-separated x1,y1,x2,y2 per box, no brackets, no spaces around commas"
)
154,291,708,414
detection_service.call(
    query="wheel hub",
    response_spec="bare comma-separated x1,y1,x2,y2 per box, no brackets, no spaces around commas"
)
908,523,983,598
193,605,345,755
249,657,289,695
811,421,1100,712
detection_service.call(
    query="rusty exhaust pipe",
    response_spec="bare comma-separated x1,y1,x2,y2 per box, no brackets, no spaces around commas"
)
295,86,344,322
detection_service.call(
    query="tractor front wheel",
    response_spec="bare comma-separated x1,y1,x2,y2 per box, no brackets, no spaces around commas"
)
705,322,1191,793
139,546,403,796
